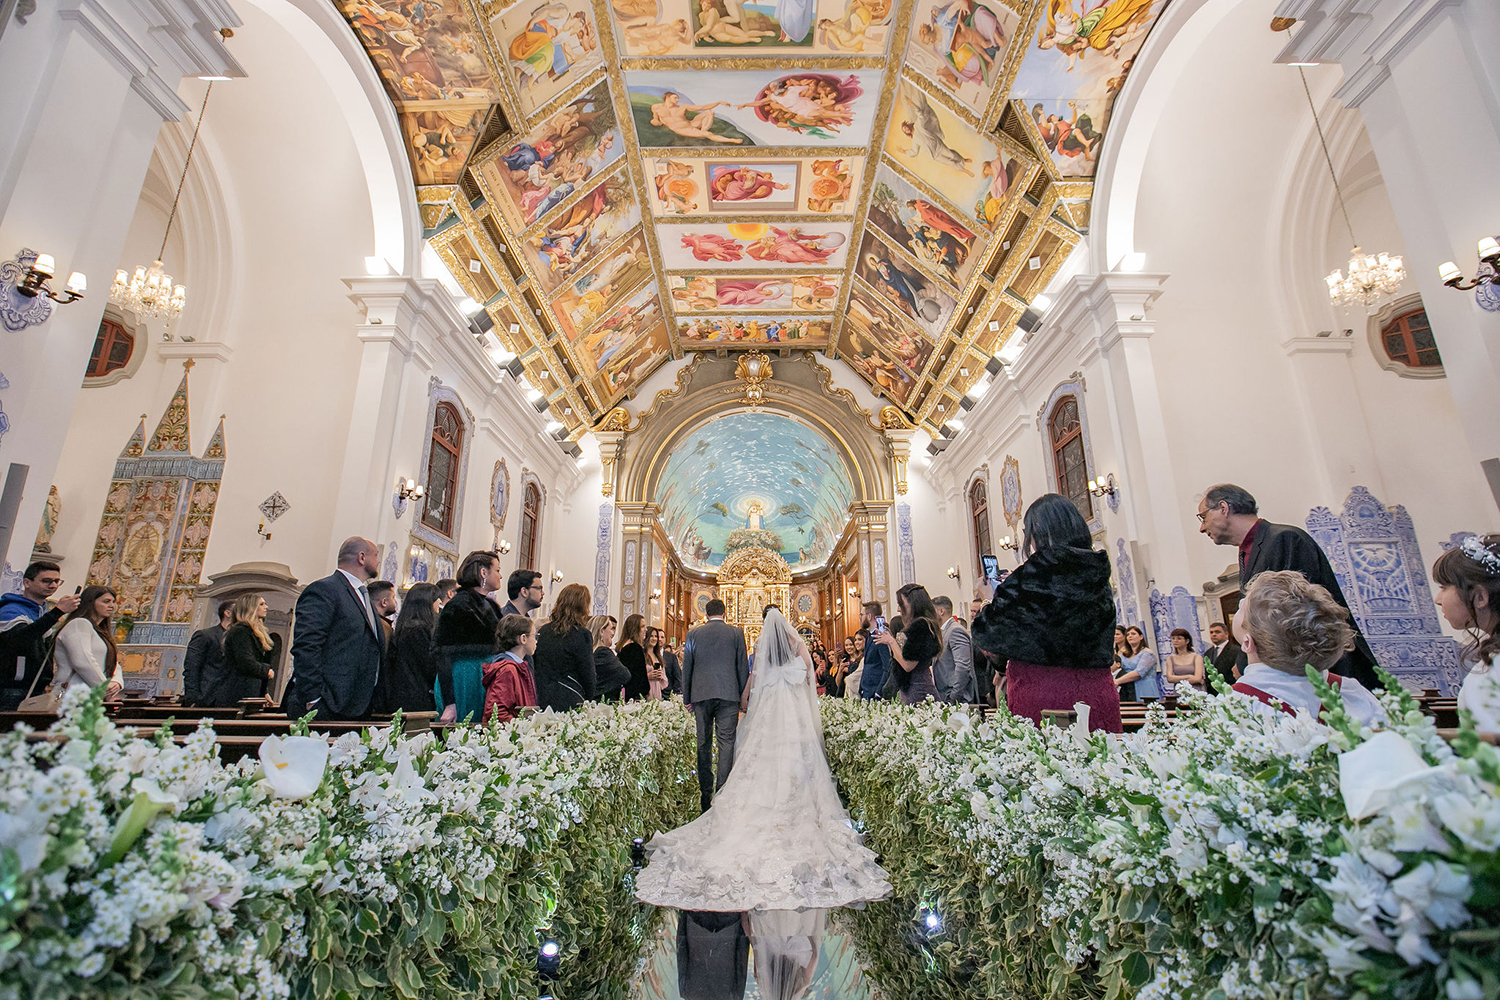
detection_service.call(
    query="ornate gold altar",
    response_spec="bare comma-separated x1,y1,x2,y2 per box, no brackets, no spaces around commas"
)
715,544,791,649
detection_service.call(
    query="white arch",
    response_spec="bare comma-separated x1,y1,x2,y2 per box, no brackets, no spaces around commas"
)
236,0,420,275
1090,0,1247,274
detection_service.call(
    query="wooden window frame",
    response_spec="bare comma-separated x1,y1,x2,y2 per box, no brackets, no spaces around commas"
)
1368,294,1444,380
1050,396,1094,521
518,481,542,571
421,402,463,537
969,478,993,576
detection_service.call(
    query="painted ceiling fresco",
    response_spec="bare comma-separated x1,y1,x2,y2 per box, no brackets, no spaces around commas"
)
655,413,855,572
340,0,1168,440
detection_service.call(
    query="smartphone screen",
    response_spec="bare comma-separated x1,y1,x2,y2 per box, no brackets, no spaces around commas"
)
873,615,887,635
981,554,1001,587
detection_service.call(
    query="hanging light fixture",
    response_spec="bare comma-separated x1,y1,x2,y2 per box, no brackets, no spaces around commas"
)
1294,64,1404,311
111,82,215,328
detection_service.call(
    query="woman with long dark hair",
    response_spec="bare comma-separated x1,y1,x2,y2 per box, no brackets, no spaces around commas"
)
644,626,669,700
377,582,442,714
207,593,278,707
617,613,649,700
434,551,503,723
1434,534,1500,734
52,585,124,702
534,583,597,711
972,494,1121,731
874,583,942,704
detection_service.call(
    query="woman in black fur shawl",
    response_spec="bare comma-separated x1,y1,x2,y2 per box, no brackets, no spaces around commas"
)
433,552,503,723
874,583,944,704
971,494,1122,732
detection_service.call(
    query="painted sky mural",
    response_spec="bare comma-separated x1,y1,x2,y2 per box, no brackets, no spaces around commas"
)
655,413,855,572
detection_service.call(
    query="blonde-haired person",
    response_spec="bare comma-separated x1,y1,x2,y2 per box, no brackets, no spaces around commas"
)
207,594,279,707
1433,533,1500,735
589,613,630,701
1229,570,1384,726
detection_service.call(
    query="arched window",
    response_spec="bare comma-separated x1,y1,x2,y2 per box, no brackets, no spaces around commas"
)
1380,307,1441,370
969,478,993,575
518,481,542,571
421,402,463,536
86,317,134,379
1049,396,1093,521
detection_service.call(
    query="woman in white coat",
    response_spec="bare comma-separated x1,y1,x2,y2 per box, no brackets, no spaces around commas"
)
53,585,123,701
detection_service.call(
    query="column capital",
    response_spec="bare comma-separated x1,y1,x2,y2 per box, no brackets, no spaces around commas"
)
615,502,660,531
1282,335,1357,357
1273,0,1464,107
343,275,454,330
1047,271,1170,351
847,500,891,531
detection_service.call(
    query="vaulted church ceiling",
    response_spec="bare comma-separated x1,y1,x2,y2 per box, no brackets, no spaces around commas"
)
336,0,1168,438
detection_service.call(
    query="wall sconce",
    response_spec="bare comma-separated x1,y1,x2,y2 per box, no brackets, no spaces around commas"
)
651,588,662,603
496,539,513,555
997,535,1019,551
256,519,272,541
2,249,86,331
551,570,565,584
946,566,960,581
847,583,858,595
392,477,424,519
1438,237,1500,291
1087,473,1118,500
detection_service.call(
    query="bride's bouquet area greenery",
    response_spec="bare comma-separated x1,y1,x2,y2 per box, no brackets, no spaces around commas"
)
823,672,1500,1000
0,688,696,1000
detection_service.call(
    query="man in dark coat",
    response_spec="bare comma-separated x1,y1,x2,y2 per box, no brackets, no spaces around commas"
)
1202,620,1245,687
286,537,385,720
1197,483,1380,689
182,601,233,706
0,561,79,710
681,599,749,813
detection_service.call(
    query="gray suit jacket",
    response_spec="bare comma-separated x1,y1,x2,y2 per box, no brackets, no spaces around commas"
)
934,618,976,704
681,619,749,704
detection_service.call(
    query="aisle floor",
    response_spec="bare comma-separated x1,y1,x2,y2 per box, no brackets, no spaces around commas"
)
633,906,880,1000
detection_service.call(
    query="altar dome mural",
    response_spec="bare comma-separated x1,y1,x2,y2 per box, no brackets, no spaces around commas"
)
655,412,854,572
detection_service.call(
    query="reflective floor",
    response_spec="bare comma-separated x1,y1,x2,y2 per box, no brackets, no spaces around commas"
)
634,906,879,1000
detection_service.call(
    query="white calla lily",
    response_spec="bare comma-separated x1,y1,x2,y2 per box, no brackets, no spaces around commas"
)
258,735,329,800
1338,731,1443,819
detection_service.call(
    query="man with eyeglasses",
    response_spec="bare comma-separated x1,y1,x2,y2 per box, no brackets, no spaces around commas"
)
0,561,80,710
1195,483,1380,689
500,569,545,618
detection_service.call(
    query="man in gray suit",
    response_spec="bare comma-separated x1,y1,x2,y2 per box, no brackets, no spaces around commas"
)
933,596,976,704
681,598,750,813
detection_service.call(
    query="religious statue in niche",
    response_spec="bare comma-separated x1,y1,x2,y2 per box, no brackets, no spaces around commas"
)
33,485,60,553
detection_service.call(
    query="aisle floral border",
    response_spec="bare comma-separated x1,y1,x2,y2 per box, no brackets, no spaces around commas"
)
0,689,696,1000
823,669,1500,1000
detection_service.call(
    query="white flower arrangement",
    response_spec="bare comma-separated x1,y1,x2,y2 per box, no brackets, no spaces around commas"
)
0,688,696,999
822,667,1499,1000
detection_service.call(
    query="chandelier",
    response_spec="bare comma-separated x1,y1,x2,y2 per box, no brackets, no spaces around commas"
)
111,83,214,328
1296,64,1404,312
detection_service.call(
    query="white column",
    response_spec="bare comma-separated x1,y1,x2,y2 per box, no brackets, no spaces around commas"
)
0,0,239,570
329,276,438,559
1280,337,1388,500
1056,272,1195,588
1277,0,1500,509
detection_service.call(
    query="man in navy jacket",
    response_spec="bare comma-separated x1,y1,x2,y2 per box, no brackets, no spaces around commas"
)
287,538,385,720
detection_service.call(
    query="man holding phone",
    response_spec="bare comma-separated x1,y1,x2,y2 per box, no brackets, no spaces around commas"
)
856,601,891,699
0,561,80,710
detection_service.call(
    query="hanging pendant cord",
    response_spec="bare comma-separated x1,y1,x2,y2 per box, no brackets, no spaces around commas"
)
1296,65,1358,248
157,82,213,262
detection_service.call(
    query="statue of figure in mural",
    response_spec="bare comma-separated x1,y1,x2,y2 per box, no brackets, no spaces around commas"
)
747,501,763,530
34,485,60,553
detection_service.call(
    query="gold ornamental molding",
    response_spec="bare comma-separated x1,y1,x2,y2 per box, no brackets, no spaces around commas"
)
733,350,774,406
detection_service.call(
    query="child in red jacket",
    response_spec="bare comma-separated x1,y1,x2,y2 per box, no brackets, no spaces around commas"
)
482,614,538,725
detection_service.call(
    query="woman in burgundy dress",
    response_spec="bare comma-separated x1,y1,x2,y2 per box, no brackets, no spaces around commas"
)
971,493,1121,733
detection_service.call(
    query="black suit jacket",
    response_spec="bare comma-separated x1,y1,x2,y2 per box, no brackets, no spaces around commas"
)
288,573,383,719
1239,520,1380,688
1203,639,1243,685
181,625,227,707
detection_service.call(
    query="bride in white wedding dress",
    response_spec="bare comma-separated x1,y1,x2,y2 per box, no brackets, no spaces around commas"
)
635,609,891,913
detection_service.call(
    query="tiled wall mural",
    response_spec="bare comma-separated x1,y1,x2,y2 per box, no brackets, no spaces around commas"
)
84,366,225,696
